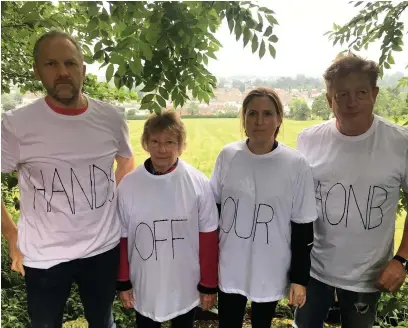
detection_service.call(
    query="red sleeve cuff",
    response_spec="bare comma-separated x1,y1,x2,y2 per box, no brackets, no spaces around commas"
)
199,230,219,288
117,238,130,281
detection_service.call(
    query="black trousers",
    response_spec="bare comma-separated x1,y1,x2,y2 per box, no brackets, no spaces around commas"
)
136,308,196,328
24,245,119,328
218,290,278,328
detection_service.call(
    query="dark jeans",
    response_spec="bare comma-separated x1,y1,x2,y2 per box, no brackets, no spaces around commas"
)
218,290,278,328
135,308,196,328
293,277,381,328
24,245,120,328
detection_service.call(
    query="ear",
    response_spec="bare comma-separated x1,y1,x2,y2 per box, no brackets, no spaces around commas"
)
326,93,333,109
33,63,40,81
372,86,379,101
82,65,87,77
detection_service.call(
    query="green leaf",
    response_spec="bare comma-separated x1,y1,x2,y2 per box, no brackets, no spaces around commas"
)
243,27,251,47
269,44,276,58
141,83,157,92
203,54,208,65
387,54,395,65
87,2,100,16
235,22,243,41
93,50,104,61
140,102,152,110
84,55,94,64
142,93,155,103
392,44,403,51
139,41,153,61
207,51,217,60
88,17,99,31
117,64,126,77
259,40,266,59
152,101,162,115
109,53,124,65
106,64,114,82
255,13,263,32
94,41,103,53
251,34,259,53
114,76,124,89
171,88,178,101
130,59,142,76
266,15,278,26
269,35,278,43
228,18,234,33
357,25,365,36
159,87,168,99
156,95,167,107
263,26,273,37
21,1,38,14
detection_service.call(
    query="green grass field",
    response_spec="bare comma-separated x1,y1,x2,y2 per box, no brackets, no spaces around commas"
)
128,118,323,177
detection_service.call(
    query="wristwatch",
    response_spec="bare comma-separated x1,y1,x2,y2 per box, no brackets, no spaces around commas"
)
393,255,408,271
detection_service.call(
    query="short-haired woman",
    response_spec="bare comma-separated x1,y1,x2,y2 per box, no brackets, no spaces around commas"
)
210,87,317,328
116,111,219,328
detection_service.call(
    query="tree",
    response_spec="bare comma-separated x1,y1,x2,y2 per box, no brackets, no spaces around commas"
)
326,2,407,88
1,93,23,112
187,102,200,115
311,94,332,120
1,1,280,114
126,109,137,120
289,98,311,121
83,74,138,104
232,80,246,93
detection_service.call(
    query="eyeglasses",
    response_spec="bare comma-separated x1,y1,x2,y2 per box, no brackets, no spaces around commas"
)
334,90,370,103
148,139,178,150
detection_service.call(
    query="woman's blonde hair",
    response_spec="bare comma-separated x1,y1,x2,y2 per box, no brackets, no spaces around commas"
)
141,111,187,154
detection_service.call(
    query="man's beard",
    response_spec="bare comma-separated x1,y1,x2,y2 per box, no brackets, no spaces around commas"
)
45,83,81,105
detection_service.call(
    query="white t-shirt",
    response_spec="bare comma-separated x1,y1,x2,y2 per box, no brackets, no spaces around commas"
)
117,159,218,322
297,115,408,292
210,141,317,302
1,97,132,269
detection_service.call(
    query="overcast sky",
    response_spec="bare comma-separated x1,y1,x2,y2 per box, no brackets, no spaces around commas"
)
88,0,408,80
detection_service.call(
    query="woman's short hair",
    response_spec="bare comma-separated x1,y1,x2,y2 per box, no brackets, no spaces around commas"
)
241,87,284,138
141,111,187,154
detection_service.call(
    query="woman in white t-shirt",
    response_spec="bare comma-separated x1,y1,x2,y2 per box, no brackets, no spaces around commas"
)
210,87,318,328
116,111,219,328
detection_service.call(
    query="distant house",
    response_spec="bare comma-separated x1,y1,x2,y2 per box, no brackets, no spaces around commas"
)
213,88,243,103
310,88,322,98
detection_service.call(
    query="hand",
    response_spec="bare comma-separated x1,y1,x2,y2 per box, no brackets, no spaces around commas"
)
200,293,216,310
119,289,135,309
375,259,406,293
9,236,24,277
288,283,306,308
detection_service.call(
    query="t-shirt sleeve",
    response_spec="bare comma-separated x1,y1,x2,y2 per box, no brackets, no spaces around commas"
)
198,176,219,233
296,132,306,155
209,151,223,204
117,116,133,158
403,147,408,193
291,157,318,224
117,184,129,238
1,115,20,173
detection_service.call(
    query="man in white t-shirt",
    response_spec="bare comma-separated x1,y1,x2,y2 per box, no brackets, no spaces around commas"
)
1,30,134,328
293,53,408,328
